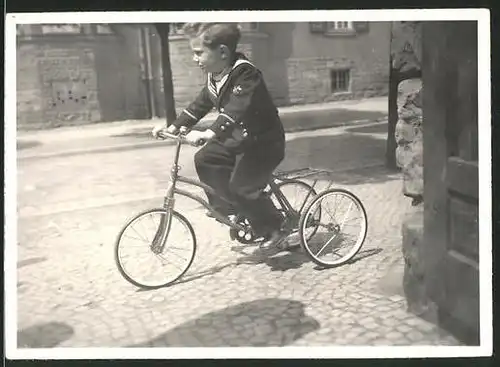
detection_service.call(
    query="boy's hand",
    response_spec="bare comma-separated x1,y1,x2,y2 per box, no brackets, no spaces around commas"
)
203,129,216,140
185,130,207,146
152,124,178,139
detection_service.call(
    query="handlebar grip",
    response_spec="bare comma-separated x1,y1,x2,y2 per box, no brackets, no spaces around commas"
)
157,131,206,147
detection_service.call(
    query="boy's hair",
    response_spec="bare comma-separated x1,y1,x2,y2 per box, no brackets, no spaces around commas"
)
182,23,241,53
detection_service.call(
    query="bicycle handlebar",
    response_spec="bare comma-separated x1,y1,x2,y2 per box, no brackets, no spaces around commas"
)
157,131,206,147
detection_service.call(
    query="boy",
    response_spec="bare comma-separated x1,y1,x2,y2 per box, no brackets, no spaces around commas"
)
152,22,286,247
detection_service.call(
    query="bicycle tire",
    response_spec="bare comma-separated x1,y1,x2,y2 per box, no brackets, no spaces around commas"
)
114,208,196,289
299,188,368,268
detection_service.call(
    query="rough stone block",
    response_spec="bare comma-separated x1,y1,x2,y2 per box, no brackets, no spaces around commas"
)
395,80,423,198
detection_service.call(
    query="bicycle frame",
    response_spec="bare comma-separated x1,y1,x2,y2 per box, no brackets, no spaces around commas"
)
159,132,309,232
162,136,251,231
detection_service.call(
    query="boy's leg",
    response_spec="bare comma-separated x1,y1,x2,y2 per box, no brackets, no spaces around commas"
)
229,140,285,237
194,140,237,216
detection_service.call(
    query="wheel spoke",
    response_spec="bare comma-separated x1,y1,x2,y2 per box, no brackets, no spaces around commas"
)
130,225,148,243
164,248,188,262
123,234,149,243
339,202,353,231
157,254,184,271
149,212,159,229
168,246,192,251
316,232,338,256
138,217,151,244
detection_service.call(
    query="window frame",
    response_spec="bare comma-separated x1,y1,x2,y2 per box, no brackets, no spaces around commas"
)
325,21,355,34
330,68,352,93
309,21,369,36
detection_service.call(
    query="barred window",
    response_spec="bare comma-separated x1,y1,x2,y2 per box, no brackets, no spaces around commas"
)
326,22,354,33
330,69,351,93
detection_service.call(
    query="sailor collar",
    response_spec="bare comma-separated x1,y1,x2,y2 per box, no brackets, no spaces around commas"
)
207,58,254,96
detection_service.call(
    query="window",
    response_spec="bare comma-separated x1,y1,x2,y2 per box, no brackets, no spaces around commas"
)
330,69,351,93
309,22,369,35
41,24,83,34
326,21,354,33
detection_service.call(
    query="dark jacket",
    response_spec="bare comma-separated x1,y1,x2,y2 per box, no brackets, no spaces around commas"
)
172,53,285,150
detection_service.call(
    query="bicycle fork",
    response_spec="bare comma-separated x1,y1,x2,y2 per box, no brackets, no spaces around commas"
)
152,153,180,253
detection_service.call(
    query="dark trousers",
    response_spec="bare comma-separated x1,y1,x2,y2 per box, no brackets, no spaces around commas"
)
194,138,285,236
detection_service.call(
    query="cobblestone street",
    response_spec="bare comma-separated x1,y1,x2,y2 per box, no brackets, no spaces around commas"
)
14,124,461,349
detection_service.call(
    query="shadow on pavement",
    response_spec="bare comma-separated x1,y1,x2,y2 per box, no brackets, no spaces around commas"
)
145,244,384,290
310,247,383,270
127,298,320,347
136,246,309,292
18,322,74,348
302,232,383,270
279,133,399,185
346,247,383,265
135,263,238,292
231,242,310,272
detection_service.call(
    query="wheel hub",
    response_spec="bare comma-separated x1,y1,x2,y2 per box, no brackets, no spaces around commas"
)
326,223,341,233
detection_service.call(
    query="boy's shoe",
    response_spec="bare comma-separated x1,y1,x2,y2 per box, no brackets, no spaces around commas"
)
206,211,237,224
259,229,287,249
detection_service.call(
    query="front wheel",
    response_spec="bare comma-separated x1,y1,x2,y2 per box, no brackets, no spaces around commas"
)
114,208,196,289
298,189,367,268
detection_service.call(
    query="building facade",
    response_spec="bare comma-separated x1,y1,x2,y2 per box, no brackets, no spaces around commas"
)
16,22,390,130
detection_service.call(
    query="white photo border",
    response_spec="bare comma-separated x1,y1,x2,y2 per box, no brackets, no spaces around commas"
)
4,8,492,360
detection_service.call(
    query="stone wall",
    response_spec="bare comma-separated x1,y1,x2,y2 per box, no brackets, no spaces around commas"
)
16,25,148,130
280,21,390,105
286,56,388,104
17,40,101,129
16,22,391,129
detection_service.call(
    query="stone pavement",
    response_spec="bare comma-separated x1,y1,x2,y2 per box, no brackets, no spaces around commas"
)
13,124,461,351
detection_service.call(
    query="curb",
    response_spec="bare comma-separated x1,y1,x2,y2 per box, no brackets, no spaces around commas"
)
17,117,388,161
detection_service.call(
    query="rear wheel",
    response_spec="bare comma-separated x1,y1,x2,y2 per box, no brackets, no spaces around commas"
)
299,189,367,267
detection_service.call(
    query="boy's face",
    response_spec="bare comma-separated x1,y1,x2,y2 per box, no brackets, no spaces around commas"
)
189,36,229,74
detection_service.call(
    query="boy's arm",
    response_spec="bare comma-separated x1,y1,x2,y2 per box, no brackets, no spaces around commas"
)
207,66,261,138
171,86,214,129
